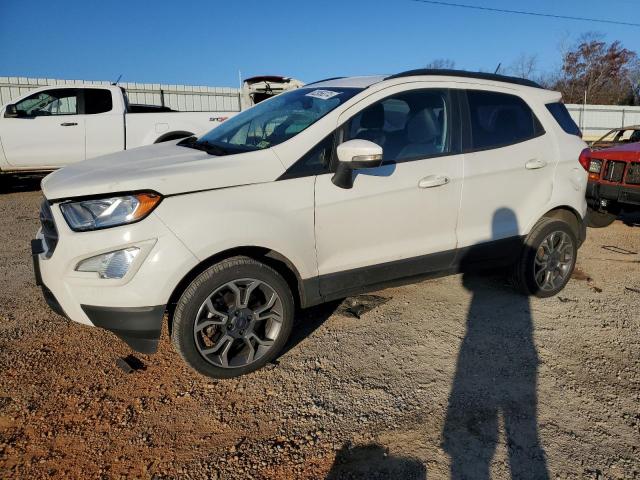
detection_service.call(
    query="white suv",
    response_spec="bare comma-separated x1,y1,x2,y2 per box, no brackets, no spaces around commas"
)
33,70,589,378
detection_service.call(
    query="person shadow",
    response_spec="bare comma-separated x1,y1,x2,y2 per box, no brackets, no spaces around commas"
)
442,208,550,480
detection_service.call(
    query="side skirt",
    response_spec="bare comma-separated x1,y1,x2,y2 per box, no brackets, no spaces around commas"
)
301,236,525,307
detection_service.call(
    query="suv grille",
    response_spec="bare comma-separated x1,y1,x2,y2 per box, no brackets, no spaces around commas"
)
39,200,58,257
603,161,626,183
626,162,640,185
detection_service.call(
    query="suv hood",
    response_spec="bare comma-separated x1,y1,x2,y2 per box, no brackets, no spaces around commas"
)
41,141,285,200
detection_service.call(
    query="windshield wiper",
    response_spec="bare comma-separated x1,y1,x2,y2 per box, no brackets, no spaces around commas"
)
177,137,230,156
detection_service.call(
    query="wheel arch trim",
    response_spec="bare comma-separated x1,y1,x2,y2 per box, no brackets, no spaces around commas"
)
540,205,587,245
166,246,314,334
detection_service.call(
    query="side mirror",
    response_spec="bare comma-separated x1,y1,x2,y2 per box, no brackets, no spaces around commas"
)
332,139,383,189
4,104,18,118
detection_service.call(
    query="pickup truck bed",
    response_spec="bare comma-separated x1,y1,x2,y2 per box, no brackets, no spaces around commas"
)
0,84,236,172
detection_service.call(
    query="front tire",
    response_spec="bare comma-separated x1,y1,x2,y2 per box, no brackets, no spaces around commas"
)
511,217,577,298
171,256,294,379
587,207,617,228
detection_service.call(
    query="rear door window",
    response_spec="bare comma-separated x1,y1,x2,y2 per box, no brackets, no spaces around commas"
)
466,90,545,151
84,89,113,114
546,102,581,136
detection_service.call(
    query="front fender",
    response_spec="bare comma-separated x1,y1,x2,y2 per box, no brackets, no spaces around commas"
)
153,177,318,282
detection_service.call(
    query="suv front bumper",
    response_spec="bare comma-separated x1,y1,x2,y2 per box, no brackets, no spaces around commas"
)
32,204,199,354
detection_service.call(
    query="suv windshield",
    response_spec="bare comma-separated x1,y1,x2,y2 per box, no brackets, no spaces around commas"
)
190,87,362,154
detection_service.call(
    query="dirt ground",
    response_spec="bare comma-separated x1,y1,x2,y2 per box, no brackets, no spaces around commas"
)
0,176,638,480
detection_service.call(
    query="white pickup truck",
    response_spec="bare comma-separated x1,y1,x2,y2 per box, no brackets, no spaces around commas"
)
0,84,235,173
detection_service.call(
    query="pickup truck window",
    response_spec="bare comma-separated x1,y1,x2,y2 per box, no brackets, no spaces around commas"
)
15,89,78,116
191,87,363,154
84,88,113,114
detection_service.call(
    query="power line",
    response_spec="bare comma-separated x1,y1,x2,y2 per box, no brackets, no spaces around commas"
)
409,0,640,27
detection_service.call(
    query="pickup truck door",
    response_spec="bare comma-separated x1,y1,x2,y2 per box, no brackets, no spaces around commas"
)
1,88,85,168
83,88,125,159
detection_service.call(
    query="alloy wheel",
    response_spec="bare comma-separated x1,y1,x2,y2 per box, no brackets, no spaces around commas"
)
533,231,574,292
193,278,283,368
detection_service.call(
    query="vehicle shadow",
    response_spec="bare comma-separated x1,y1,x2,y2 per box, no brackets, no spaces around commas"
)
0,173,44,194
325,442,426,480
277,300,343,360
442,208,549,479
621,209,640,227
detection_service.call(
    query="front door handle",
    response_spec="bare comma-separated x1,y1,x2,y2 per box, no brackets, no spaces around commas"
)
60,122,78,127
525,159,547,170
418,175,450,188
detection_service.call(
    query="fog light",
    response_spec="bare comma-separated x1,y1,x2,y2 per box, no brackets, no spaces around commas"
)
75,247,140,279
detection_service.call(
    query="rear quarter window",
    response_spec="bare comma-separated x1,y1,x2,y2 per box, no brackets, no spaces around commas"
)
546,102,581,137
466,90,545,151
84,89,113,114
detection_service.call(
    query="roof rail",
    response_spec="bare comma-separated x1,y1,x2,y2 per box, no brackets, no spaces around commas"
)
385,69,543,89
304,76,346,86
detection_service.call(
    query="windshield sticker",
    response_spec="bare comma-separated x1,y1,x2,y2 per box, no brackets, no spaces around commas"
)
305,89,341,100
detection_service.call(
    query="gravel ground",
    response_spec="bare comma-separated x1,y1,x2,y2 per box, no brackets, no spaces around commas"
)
0,177,638,479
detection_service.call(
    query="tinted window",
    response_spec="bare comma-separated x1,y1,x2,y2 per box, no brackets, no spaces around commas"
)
345,89,454,162
84,89,113,114
545,102,580,136
467,90,544,150
15,89,78,116
284,133,334,178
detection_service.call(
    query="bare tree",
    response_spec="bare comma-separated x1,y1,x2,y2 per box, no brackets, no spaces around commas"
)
627,58,640,105
426,58,456,70
553,33,638,105
508,54,539,80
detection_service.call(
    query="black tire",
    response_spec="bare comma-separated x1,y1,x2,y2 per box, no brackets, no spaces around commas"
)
511,217,578,298
587,207,617,228
171,256,294,379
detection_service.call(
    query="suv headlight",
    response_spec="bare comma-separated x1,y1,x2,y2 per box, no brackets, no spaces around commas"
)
59,192,162,231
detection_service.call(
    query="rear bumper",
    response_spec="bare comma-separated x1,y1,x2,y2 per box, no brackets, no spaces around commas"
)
587,181,640,208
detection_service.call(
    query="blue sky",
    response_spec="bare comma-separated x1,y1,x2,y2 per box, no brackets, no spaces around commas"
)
1,0,638,87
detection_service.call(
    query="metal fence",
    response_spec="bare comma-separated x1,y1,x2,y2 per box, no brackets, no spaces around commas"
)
566,104,640,140
0,76,242,112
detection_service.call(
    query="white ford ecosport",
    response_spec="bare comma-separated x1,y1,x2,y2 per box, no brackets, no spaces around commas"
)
33,70,589,378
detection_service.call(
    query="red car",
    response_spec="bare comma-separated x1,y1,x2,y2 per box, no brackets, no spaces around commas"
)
584,142,640,227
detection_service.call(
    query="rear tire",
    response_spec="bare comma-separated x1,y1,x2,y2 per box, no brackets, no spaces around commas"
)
511,217,577,298
587,207,617,228
171,256,294,379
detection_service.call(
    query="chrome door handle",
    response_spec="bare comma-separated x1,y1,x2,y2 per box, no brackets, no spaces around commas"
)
60,122,78,126
418,175,450,188
525,159,547,170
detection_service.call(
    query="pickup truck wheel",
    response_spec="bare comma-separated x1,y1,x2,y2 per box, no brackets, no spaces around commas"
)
587,207,617,228
171,256,294,379
511,218,577,298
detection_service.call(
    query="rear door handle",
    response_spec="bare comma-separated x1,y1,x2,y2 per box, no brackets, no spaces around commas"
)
60,122,78,126
525,159,547,170
418,175,450,188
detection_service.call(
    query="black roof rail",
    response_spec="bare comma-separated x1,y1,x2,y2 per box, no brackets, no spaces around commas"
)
385,69,543,89
304,76,346,86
